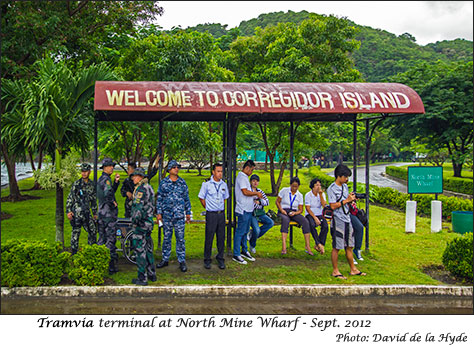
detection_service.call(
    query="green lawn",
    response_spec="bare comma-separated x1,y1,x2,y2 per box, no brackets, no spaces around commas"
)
1,168,461,285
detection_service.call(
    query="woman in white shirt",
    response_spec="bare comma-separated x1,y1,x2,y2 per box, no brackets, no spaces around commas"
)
305,178,329,255
275,177,312,255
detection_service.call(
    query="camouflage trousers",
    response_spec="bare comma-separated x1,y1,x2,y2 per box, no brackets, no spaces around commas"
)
131,227,156,281
70,216,97,254
124,199,132,218
97,217,118,262
162,216,186,263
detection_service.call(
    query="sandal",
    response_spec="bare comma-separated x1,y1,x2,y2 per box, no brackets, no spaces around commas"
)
332,273,347,280
281,249,287,255
305,249,314,256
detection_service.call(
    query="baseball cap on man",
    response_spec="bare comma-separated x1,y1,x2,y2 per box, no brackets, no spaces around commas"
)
100,158,116,169
130,167,147,178
80,163,91,171
167,160,181,171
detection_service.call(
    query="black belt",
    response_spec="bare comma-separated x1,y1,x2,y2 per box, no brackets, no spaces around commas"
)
207,210,225,214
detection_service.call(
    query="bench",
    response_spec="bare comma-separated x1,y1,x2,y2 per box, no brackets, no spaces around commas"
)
156,219,301,249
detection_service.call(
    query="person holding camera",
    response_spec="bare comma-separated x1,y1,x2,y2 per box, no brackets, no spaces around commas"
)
327,164,366,279
304,178,328,255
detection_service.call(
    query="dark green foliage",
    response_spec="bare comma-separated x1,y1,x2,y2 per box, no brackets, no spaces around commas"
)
68,244,110,286
442,233,473,282
234,11,472,82
1,240,70,288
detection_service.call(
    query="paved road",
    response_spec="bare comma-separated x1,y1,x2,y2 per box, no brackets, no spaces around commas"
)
326,162,410,193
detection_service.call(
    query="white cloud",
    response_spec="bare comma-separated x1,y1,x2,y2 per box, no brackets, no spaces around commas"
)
157,1,473,45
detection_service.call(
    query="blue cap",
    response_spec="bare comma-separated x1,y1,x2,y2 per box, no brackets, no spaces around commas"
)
167,160,181,171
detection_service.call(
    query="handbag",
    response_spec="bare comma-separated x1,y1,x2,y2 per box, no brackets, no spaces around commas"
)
349,201,367,226
322,187,346,220
322,205,334,220
356,208,368,226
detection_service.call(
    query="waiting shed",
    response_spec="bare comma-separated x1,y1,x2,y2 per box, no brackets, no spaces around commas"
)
94,81,425,251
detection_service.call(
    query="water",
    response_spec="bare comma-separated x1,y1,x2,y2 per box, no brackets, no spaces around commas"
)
1,162,34,188
2,295,472,314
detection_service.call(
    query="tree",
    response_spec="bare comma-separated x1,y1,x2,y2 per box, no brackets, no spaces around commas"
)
1,0,163,78
1,79,28,201
25,57,116,246
228,15,362,192
385,60,473,177
106,29,234,175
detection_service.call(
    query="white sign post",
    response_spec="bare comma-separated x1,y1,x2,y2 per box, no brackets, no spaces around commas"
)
405,200,417,233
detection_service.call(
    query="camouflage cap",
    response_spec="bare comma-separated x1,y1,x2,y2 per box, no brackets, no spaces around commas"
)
167,160,181,171
80,163,92,171
100,157,116,169
130,167,147,178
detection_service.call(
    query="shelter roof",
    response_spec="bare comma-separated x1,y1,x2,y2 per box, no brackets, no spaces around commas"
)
94,81,424,122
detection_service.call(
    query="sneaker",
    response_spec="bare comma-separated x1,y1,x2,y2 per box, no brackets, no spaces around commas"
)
156,260,169,269
232,255,247,265
356,250,364,261
204,262,211,269
250,247,256,254
353,258,358,265
241,251,255,262
218,261,226,270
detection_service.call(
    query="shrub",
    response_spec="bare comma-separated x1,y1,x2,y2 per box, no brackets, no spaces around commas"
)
68,244,110,286
442,233,473,282
1,240,70,288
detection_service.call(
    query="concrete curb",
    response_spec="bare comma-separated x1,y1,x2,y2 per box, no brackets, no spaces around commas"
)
2,285,472,298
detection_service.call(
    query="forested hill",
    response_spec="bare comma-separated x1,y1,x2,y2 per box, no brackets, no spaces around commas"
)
186,10,473,82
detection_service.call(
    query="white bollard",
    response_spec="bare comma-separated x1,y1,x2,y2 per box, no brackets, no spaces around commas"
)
405,200,417,233
431,200,442,233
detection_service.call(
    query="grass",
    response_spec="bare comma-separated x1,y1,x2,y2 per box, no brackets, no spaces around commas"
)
1,167,462,286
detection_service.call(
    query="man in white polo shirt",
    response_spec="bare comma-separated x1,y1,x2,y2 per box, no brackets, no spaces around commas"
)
233,160,262,264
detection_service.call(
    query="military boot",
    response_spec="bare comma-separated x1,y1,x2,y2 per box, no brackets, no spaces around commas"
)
108,259,119,275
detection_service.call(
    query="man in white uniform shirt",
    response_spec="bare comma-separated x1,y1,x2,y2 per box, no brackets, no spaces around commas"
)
233,160,262,264
198,163,229,270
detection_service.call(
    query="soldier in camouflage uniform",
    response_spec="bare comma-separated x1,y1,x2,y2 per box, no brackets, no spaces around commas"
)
97,158,121,274
129,167,157,286
120,162,136,218
155,160,191,272
66,163,97,255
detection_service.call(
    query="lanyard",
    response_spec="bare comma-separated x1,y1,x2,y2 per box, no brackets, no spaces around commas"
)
211,181,222,197
289,192,297,209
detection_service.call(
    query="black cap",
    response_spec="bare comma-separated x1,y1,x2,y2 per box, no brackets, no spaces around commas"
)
250,174,260,181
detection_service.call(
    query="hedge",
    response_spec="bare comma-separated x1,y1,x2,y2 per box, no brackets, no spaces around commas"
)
442,232,473,282
1,240,110,287
306,166,473,220
1,240,70,288
386,165,473,195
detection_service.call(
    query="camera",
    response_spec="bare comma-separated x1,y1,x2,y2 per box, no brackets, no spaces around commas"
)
354,193,367,199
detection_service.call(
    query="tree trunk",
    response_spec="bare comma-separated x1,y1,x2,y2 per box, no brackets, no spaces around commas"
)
452,162,463,178
275,161,287,193
1,142,22,201
55,183,64,247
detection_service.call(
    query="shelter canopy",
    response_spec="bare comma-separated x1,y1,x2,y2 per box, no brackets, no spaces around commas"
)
94,81,425,122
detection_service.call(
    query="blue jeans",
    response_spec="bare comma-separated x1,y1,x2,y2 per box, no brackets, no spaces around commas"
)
234,211,252,256
249,214,274,248
350,214,364,252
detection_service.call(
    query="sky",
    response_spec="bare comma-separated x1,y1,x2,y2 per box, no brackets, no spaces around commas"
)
157,1,473,46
